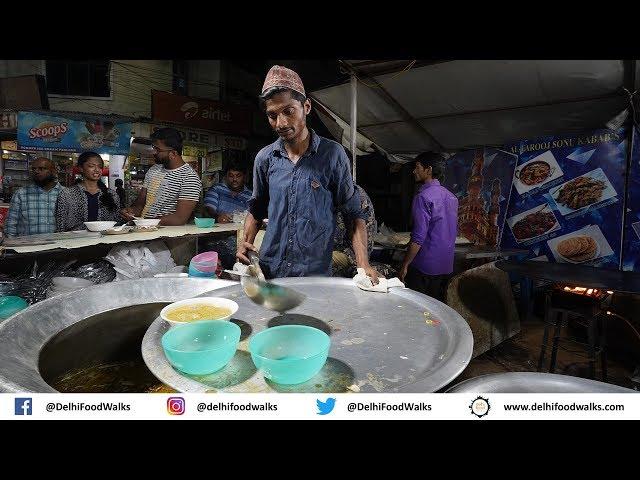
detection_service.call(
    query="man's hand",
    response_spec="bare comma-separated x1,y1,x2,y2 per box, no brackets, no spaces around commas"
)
398,264,408,283
236,241,258,264
217,213,233,224
120,207,136,221
362,264,381,286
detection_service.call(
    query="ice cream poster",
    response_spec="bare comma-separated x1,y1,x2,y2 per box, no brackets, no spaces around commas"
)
18,112,132,155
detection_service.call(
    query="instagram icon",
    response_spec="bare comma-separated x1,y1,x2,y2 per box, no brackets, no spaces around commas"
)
167,397,185,415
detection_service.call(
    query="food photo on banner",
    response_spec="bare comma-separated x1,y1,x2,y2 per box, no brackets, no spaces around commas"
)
500,128,627,270
17,112,133,155
444,147,518,246
622,126,640,272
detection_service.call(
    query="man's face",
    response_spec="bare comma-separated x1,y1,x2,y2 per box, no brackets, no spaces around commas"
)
265,91,311,143
30,159,56,186
413,162,431,182
152,139,175,167
226,169,245,191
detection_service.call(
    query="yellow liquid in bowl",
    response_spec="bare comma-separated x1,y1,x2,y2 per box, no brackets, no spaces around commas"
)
165,305,232,322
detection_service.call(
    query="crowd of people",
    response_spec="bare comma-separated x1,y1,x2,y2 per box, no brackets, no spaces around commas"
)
2,65,459,301
3,127,204,237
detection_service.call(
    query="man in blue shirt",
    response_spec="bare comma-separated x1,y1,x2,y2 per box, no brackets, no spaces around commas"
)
4,157,62,236
237,65,379,283
203,159,252,269
204,159,252,223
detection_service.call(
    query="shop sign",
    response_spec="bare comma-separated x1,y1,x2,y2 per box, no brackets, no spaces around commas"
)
152,90,251,135
149,124,246,151
17,112,132,155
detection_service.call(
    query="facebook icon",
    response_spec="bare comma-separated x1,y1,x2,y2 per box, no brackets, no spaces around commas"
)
15,398,32,415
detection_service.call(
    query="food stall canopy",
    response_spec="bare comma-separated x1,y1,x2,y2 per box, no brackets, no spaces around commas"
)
310,60,634,163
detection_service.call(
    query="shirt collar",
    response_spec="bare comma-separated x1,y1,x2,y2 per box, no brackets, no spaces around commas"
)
273,128,319,157
223,182,251,195
419,178,440,192
78,183,99,194
30,182,62,193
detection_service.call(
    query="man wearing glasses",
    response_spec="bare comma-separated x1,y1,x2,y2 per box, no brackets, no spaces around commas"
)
4,157,62,236
121,127,202,225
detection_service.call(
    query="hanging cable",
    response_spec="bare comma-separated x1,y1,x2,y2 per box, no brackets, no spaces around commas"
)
622,87,639,129
341,60,417,89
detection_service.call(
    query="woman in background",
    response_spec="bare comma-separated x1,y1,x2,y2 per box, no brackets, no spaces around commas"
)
56,151,121,231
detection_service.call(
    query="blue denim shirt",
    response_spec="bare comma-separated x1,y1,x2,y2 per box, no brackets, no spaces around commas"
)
249,130,366,278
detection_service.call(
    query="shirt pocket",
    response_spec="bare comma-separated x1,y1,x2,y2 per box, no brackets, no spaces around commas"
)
299,176,333,249
305,176,332,218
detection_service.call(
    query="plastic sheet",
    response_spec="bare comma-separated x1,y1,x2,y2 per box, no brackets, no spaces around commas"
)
0,259,116,305
105,240,176,281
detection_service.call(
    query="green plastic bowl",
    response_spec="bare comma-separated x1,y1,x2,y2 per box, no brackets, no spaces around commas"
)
194,217,216,228
0,296,28,321
249,325,330,384
161,320,240,375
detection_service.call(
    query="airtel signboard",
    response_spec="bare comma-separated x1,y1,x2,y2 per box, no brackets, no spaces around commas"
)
151,90,251,135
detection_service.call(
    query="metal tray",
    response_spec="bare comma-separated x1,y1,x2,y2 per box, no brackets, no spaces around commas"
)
142,277,473,393
446,372,636,393
0,278,235,392
3,230,102,246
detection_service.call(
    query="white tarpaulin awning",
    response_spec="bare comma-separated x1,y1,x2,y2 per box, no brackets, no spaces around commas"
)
310,60,633,161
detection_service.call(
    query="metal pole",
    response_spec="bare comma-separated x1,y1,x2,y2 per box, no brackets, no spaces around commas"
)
619,59,636,271
350,74,357,182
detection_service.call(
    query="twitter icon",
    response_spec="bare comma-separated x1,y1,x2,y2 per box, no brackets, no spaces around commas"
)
316,397,336,415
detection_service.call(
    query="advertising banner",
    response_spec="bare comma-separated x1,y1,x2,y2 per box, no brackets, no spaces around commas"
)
17,112,132,155
445,148,518,246
501,128,626,270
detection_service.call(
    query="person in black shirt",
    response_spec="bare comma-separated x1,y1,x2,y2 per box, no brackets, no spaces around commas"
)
115,178,126,208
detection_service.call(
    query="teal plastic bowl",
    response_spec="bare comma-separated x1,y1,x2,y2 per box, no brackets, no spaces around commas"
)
194,217,215,228
0,296,28,321
248,325,330,384
188,264,216,278
161,320,240,375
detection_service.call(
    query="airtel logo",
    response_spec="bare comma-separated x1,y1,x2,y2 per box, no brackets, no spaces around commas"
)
181,102,199,120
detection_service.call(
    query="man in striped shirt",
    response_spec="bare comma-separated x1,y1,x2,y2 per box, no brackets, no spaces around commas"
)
4,157,62,236
204,159,252,223
121,128,202,225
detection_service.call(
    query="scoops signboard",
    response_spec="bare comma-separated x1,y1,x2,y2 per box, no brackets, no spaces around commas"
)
151,90,252,135
28,120,69,142
17,112,133,155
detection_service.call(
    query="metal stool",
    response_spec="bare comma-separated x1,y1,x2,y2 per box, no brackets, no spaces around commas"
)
537,290,608,381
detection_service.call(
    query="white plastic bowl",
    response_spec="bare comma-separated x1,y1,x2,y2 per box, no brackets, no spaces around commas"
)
133,219,161,227
84,221,117,232
160,297,239,327
51,277,95,290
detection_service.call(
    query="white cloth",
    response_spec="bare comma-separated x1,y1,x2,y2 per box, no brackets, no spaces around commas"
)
226,262,251,280
232,262,250,274
353,268,404,293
